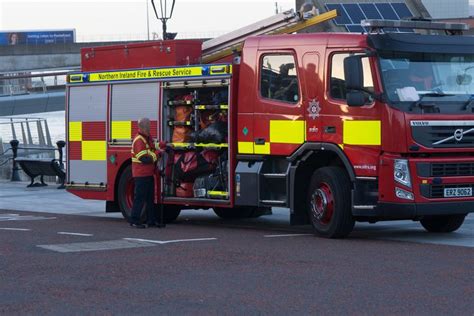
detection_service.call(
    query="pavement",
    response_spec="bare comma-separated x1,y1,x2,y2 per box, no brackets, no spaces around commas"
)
0,180,473,314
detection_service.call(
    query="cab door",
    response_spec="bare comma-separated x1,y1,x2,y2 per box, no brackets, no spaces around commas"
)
253,51,305,156
321,50,382,177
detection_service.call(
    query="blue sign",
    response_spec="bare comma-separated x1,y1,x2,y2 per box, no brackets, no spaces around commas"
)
0,30,75,45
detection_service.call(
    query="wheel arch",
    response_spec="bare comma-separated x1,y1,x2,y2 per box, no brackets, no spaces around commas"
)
289,143,355,225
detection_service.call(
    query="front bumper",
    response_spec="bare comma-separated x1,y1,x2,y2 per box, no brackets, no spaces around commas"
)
354,200,474,219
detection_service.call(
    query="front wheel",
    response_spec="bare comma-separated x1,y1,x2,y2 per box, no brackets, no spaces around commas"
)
117,164,181,224
307,167,354,238
420,214,466,233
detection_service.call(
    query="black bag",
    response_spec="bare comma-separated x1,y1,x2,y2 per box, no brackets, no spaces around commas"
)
191,121,227,144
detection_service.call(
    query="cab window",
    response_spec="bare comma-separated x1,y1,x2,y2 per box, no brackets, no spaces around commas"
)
330,53,374,102
260,54,299,104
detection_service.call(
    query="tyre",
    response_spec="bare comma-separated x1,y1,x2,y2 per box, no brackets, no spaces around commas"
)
117,164,137,222
117,164,181,224
213,207,255,219
307,167,354,238
420,214,466,233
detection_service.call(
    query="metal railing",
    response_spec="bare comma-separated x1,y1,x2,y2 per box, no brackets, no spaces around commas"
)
0,116,53,147
0,71,72,97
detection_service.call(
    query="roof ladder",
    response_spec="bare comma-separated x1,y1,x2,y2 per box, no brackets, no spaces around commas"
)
202,9,337,63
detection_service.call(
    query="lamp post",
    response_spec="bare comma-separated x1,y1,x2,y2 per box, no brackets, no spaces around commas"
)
146,0,150,40
151,0,176,40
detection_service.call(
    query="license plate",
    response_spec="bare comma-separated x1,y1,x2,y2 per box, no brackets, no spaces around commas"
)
443,187,472,198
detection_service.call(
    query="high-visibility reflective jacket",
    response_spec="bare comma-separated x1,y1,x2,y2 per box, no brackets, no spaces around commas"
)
131,133,158,178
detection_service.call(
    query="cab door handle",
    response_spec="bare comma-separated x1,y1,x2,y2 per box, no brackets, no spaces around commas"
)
254,138,266,145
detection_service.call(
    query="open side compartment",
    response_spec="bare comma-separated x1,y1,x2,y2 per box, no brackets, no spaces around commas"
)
160,78,231,204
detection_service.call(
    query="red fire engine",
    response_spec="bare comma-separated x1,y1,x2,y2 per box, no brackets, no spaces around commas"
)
66,10,474,238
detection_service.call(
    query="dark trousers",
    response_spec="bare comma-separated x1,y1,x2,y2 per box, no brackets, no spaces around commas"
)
130,176,156,225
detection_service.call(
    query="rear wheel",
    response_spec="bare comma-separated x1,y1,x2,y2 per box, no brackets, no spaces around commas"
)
420,214,466,233
117,164,181,224
307,167,354,238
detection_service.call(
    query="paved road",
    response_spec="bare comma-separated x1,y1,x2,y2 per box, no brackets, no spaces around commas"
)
0,207,473,315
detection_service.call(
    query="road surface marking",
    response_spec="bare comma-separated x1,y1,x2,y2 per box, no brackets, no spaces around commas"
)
37,239,154,253
0,214,56,222
123,237,217,244
0,227,31,231
264,233,313,238
58,232,93,237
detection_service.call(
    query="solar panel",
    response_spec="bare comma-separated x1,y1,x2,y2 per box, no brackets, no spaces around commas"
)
346,25,366,33
359,3,383,19
326,4,352,25
391,3,413,19
375,3,399,20
325,2,414,33
344,4,366,24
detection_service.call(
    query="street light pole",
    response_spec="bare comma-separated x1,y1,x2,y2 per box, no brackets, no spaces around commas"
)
146,0,150,40
151,0,176,40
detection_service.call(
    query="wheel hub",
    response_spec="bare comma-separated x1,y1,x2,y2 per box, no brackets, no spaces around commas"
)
310,183,334,225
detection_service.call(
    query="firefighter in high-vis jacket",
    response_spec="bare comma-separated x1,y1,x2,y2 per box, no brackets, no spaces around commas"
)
130,117,159,228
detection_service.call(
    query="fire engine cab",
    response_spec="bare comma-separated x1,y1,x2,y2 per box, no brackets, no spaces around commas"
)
66,12,474,238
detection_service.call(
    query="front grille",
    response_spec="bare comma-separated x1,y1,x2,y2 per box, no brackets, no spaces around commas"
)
429,184,473,198
411,125,474,148
431,163,474,177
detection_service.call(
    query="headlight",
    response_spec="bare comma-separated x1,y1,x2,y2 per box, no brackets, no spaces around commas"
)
395,187,414,200
394,159,411,188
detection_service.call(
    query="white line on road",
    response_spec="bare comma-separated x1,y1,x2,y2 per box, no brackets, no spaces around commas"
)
264,233,313,238
0,228,31,231
123,237,217,244
58,232,93,237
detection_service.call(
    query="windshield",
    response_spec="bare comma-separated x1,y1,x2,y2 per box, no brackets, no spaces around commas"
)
379,52,474,110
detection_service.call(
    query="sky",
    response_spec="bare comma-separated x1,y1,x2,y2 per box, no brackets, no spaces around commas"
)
0,0,295,41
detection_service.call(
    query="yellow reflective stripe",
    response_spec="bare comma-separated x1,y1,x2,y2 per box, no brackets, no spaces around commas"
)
135,150,149,159
343,120,381,146
82,141,106,161
132,158,141,163
148,150,158,162
111,121,132,140
254,143,270,155
132,135,149,153
88,66,204,82
207,190,229,197
269,120,305,144
238,141,254,154
69,122,82,141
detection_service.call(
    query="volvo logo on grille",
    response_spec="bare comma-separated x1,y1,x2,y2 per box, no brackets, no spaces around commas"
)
454,129,464,142
433,127,474,145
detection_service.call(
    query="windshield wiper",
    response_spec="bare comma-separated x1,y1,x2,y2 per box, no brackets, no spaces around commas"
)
410,92,453,113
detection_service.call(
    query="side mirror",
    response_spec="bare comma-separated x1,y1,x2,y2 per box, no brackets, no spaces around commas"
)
346,91,366,107
344,55,364,91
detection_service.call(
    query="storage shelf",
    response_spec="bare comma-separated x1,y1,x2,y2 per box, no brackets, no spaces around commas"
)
195,104,228,110
169,142,228,150
167,100,193,106
167,121,193,126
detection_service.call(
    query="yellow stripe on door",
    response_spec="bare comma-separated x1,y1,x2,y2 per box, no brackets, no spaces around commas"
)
343,120,381,146
270,120,305,144
69,122,82,141
254,143,270,155
111,121,132,140
238,141,254,154
82,141,107,161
